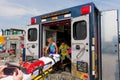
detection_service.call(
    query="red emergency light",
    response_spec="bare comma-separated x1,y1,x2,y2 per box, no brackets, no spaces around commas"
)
21,36,24,40
81,5,91,15
31,18,36,25
20,44,24,48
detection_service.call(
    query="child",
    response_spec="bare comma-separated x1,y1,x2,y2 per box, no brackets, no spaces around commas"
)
45,38,58,55
59,42,71,63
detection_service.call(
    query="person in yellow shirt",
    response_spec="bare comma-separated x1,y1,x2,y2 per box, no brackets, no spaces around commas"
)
59,42,71,63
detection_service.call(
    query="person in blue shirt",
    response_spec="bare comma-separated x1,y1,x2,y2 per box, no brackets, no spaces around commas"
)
45,38,58,55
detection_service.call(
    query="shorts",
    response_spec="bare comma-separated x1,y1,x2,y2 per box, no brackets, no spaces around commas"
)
49,51,56,54
61,54,70,61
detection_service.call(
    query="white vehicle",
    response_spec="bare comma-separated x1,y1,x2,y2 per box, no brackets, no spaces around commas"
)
25,2,119,80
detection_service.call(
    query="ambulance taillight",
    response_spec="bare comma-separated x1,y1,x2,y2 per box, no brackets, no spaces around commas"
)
81,5,91,15
21,44,24,48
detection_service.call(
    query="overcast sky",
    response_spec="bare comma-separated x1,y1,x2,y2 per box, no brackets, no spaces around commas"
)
0,0,120,29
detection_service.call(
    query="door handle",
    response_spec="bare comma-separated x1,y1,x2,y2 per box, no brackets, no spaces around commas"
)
76,47,85,59
76,45,80,50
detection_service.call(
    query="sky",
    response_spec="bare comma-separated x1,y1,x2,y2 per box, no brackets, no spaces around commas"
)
0,0,120,29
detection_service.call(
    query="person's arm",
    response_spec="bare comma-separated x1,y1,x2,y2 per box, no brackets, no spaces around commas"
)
54,43,58,54
45,44,50,54
0,66,7,79
13,69,23,80
42,48,45,56
59,46,61,53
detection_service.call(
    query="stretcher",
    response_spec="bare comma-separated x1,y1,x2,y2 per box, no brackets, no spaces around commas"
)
0,54,60,80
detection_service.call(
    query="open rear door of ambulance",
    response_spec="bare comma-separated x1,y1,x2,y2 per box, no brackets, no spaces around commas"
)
101,10,119,80
71,14,90,80
25,24,42,60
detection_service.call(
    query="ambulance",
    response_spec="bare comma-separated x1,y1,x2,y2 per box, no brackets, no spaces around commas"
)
4,28,25,62
25,2,119,80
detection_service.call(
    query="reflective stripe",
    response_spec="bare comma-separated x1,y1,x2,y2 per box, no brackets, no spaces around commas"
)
92,71,95,75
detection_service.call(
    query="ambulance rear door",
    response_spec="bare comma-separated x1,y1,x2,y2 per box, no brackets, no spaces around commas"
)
101,10,119,80
71,14,90,79
26,24,42,60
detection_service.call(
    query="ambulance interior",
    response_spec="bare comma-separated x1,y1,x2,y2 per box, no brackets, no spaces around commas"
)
42,19,71,71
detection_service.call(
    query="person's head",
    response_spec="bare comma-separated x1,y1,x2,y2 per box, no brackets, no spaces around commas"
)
61,42,65,46
47,37,54,43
